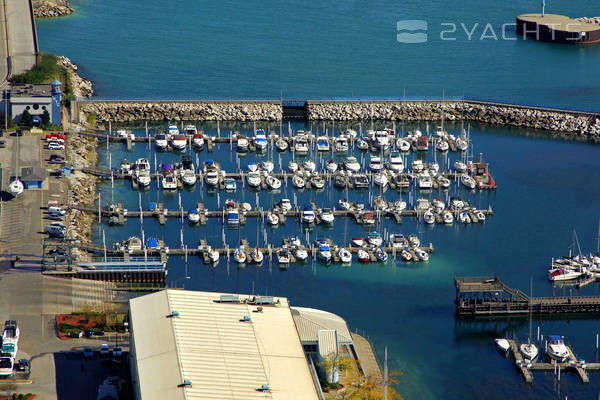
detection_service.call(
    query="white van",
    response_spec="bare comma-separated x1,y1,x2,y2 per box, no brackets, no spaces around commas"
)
48,206,66,216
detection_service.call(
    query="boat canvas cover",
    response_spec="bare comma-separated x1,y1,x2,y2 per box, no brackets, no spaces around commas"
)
548,335,563,342
147,239,158,249
148,202,157,210
155,134,166,140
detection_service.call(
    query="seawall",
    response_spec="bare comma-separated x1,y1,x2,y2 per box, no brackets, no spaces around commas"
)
72,99,600,139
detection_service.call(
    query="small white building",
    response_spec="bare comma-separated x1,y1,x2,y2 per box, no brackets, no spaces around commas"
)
3,82,62,125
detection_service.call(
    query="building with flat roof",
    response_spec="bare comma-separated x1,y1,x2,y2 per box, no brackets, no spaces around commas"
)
2,82,62,125
128,290,322,400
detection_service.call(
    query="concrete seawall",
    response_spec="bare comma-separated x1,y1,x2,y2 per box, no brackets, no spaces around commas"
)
73,99,600,138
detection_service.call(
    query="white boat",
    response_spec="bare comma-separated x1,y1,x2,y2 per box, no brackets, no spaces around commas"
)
326,160,338,173
520,341,539,361
495,338,510,352
376,247,388,262
182,170,197,186
415,248,429,261
234,246,246,264
459,211,471,224
460,174,476,189
373,172,388,188
351,237,364,247
436,139,449,152
454,161,467,173
205,171,219,186
207,246,219,263
316,136,330,151
401,249,413,262
277,248,291,265
546,335,569,362
247,172,261,188
254,129,268,151
432,198,445,211
192,133,204,149
476,210,486,222
412,159,423,173
442,210,454,224
335,137,348,153
367,231,382,247
188,208,200,223
547,267,583,281
357,138,369,151
251,247,264,264
8,179,24,197
288,161,298,173
266,175,281,190
408,235,420,248
161,174,177,190
311,175,325,189
228,209,240,225
237,136,249,152
388,151,404,172
455,137,468,152
373,130,390,150
247,162,258,172
418,174,432,190
136,171,151,187
155,133,168,150
429,162,439,175
394,200,407,211
438,176,451,189
303,160,316,173
318,244,332,262
171,134,187,151
225,178,237,191
338,199,351,211
266,212,279,225
294,138,309,154
276,138,288,151
279,198,292,212
397,138,411,152
338,248,352,264
424,209,435,225
370,157,383,172
344,156,361,172
294,247,308,262
319,208,334,224
292,174,305,189
167,123,179,136
301,205,315,223
260,161,274,174
357,249,370,263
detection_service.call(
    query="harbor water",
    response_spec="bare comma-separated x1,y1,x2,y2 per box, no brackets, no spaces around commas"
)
93,121,600,399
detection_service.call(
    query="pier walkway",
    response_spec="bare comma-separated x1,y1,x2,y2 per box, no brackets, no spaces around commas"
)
455,276,600,315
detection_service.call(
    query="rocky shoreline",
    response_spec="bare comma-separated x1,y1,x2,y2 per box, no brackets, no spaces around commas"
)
57,56,94,98
33,0,73,18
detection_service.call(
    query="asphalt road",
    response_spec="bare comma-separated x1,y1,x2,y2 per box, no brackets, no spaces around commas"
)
4,0,36,76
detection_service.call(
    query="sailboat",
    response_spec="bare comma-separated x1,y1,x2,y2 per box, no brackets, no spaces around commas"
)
519,279,538,361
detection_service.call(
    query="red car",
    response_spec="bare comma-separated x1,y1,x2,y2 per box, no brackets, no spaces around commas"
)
45,133,66,142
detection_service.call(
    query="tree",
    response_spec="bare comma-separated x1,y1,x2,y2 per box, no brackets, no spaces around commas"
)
21,109,31,126
42,109,51,127
319,353,353,385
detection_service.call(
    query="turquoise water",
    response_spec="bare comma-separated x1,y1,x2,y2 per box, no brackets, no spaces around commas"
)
92,121,600,399
37,0,600,110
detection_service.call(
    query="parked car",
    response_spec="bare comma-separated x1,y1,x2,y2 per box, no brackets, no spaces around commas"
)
100,344,110,357
45,223,66,237
48,142,65,150
0,140,5,148
83,347,94,358
15,359,30,375
46,133,65,141
112,346,122,358
48,154,66,164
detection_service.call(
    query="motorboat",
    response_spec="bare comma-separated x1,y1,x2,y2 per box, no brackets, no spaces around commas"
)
276,138,288,151
279,198,292,212
436,138,449,152
429,162,439,175
369,157,383,172
391,233,408,248
338,199,351,210
459,211,471,224
454,160,467,173
294,246,308,262
341,129,358,138
373,130,390,150
247,171,261,188
225,178,237,191
451,198,465,210
260,161,274,174
184,125,197,136
397,138,411,152
247,162,258,172
301,204,315,223
192,132,204,149
367,231,383,247
546,335,569,362
206,246,219,263
357,138,369,151
416,198,431,211
442,210,454,224
334,174,347,188
415,248,429,261
376,247,388,262
353,174,369,188
288,160,298,173
120,159,133,175
460,174,476,189
287,236,301,247
432,198,445,211
188,208,200,223
266,175,281,190
294,137,309,154
362,212,375,225
227,209,240,225
438,176,451,189
455,137,468,152
155,133,168,150
236,135,249,152
234,246,246,264
424,209,435,225
161,174,177,190
394,200,407,211
318,244,332,262
303,160,316,173
254,129,268,151
373,172,388,188
311,175,325,189
357,249,370,263
126,236,142,252
520,340,539,361
266,212,279,226
495,339,510,353
416,136,428,152
418,174,432,190
326,160,338,173
292,174,305,189
167,123,179,136
401,249,413,262
408,235,420,248
205,171,220,186
251,247,264,264
171,134,187,151
136,170,151,187
338,248,352,264
316,136,330,151
335,137,349,153
412,159,423,173
9,179,24,197
277,248,291,266
388,151,404,172
547,267,583,281
181,170,197,186
351,237,364,247
319,208,334,224
476,210,486,221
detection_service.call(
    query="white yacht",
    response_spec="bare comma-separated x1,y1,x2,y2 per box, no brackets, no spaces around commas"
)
181,170,197,186
397,138,411,152
424,209,435,225
279,198,292,212
317,242,332,262
171,134,187,151
316,136,330,151
436,138,449,152
301,205,315,223
373,130,390,150
154,133,168,150
254,129,268,151
247,162,258,173
455,137,468,152
167,123,179,136
247,171,261,188
136,170,151,187
547,267,583,281
187,208,200,223
344,156,361,172
234,246,246,264
207,246,219,264
388,151,404,172
294,246,308,262
288,160,298,173
277,248,291,265
415,248,429,261
438,176,451,189
184,124,197,136
192,133,204,149
369,157,383,172
412,159,423,173
205,171,219,186
326,160,338,173
373,172,388,188
338,248,352,264
334,137,348,153
294,137,309,154
546,335,569,362
367,231,383,247
292,174,305,189
319,208,335,224
267,212,279,226
357,138,369,151
237,136,249,152
418,174,432,190
454,160,467,173
460,174,476,189
520,340,539,361
311,175,325,189
266,175,281,190
276,138,288,151
260,161,274,174
495,339,510,352
302,160,316,173
161,174,177,190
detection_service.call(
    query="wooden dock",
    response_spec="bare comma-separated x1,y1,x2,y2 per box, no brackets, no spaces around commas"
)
456,276,600,315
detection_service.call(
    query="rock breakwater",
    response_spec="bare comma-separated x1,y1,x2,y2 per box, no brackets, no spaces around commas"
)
57,56,94,98
77,101,282,123
33,0,73,18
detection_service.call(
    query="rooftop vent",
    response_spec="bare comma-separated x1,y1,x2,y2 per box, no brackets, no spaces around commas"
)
253,307,263,313
178,379,192,388
218,294,240,303
167,311,180,318
252,296,275,305
258,384,270,392
240,315,251,322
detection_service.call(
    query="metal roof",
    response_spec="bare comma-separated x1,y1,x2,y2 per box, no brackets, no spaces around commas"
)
291,307,353,345
129,290,320,400
317,329,338,360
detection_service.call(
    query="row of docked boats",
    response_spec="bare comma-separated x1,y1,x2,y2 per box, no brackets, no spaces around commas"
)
150,123,206,152
495,335,571,363
547,254,600,282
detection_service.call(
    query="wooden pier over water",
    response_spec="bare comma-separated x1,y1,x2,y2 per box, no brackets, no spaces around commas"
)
455,276,600,316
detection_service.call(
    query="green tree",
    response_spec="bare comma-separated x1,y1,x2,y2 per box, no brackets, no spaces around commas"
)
42,109,51,127
21,109,31,126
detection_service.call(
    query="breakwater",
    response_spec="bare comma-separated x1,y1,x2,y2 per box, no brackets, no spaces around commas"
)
72,99,600,139
33,0,73,18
